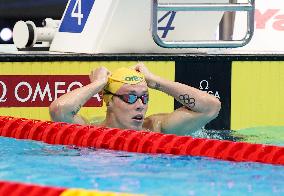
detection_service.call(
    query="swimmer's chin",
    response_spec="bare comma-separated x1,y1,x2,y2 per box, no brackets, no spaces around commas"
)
129,122,144,131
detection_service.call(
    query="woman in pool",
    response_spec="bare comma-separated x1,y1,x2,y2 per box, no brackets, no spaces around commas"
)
49,63,221,135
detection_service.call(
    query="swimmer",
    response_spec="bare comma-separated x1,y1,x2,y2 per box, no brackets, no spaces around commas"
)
49,63,221,135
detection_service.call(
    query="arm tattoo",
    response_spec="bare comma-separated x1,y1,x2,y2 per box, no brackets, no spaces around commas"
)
154,82,161,90
179,94,196,108
71,104,82,116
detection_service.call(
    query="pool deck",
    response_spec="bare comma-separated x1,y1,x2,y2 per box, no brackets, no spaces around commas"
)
1,44,284,61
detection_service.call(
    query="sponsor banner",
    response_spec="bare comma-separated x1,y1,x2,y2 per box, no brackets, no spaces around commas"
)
231,61,284,130
175,60,231,130
0,61,175,121
0,75,102,107
233,0,284,51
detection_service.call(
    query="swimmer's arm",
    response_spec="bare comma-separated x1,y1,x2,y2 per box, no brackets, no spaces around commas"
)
50,67,109,124
49,81,105,125
146,75,221,135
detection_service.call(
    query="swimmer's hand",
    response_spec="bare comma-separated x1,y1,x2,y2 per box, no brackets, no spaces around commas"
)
132,63,157,89
89,66,111,85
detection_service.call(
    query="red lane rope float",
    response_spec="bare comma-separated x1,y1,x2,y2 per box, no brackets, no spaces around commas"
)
0,181,141,196
0,181,65,196
1,116,284,165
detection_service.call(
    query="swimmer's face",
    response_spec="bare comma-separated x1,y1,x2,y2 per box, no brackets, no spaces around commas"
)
109,81,148,130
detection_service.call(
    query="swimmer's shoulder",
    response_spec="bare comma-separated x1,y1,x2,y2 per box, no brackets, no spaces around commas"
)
143,113,168,133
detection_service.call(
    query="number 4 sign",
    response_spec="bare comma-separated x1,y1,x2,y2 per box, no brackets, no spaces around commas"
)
59,0,96,33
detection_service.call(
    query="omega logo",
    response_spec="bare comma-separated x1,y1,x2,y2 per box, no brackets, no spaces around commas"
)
199,80,220,99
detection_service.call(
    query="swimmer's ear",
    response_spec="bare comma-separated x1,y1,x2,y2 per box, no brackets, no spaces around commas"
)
106,99,114,109
105,101,111,112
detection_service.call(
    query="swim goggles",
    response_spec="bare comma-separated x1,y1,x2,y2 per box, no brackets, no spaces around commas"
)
104,90,149,105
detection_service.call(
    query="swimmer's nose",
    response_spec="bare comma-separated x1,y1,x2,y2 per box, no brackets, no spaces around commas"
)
135,98,145,111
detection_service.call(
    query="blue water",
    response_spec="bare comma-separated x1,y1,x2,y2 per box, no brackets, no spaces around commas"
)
1,136,284,196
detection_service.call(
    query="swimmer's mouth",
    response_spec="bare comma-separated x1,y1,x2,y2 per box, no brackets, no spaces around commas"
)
132,114,144,121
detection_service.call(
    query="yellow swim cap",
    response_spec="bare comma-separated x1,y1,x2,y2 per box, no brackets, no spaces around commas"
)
103,67,145,104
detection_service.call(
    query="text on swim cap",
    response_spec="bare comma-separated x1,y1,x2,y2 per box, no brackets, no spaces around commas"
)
124,76,143,82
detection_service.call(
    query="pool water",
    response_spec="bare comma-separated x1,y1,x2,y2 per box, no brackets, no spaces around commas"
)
1,136,284,195
191,126,284,146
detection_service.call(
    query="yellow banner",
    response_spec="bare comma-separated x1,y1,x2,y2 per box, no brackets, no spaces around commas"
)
231,61,284,130
0,61,175,122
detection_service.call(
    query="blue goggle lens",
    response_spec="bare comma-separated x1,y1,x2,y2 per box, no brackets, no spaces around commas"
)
122,94,149,104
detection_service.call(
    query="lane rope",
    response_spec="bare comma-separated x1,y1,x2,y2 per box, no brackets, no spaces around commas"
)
0,181,141,196
0,116,284,165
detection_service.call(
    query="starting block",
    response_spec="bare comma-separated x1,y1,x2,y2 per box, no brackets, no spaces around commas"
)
49,0,229,53
13,0,254,53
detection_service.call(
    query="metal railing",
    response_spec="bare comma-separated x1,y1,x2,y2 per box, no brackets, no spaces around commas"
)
151,0,255,48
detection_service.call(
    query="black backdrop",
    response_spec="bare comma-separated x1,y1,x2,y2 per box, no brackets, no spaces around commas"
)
175,60,232,130
0,0,67,18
